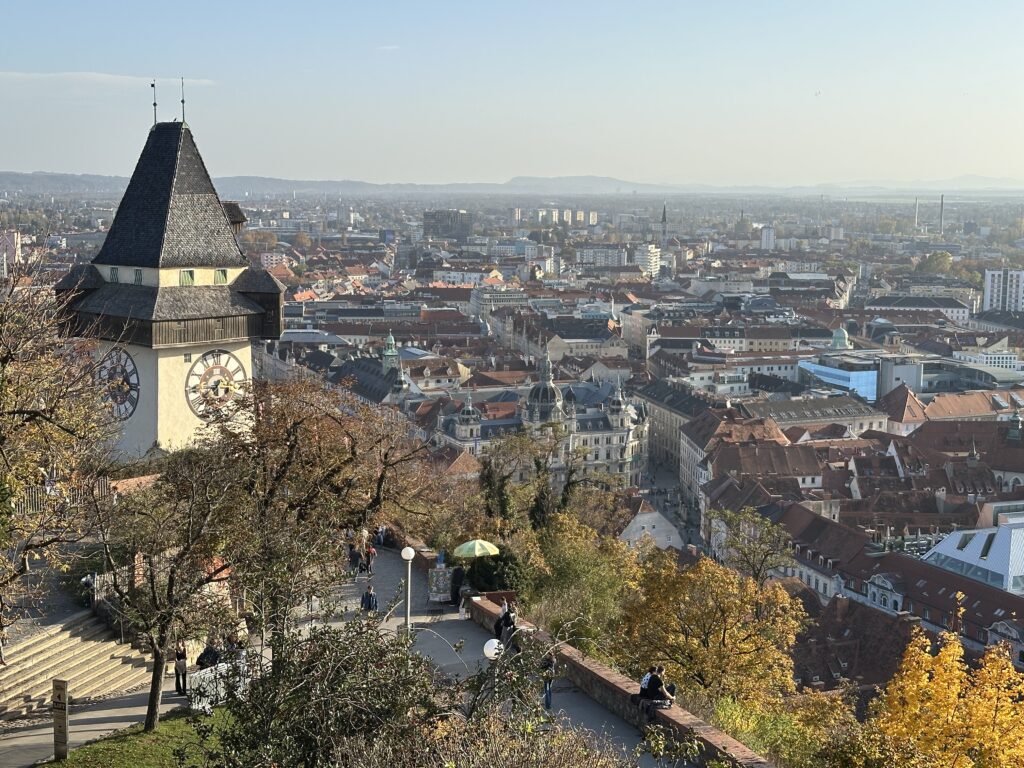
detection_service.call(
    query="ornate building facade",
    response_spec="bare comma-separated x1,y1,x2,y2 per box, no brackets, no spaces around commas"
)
433,349,648,487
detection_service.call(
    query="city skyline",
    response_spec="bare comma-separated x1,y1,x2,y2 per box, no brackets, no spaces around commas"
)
2,1,1023,186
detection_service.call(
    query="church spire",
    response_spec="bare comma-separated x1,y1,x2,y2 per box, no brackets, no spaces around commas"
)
538,343,553,384
382,329,399,373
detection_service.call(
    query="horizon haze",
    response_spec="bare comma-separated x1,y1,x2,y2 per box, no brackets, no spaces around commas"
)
2,1,1023,187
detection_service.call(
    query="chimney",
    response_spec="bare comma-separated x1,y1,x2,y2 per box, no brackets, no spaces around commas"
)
834,595,849,623
939,194,945,236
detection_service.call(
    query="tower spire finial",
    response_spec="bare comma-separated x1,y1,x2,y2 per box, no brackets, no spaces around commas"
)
151,79,157,125
180,77,186,123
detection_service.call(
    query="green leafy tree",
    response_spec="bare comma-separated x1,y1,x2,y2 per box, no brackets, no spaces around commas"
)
184,614,636,768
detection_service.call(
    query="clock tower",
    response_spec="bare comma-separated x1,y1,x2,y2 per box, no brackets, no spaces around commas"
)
57,121,283,457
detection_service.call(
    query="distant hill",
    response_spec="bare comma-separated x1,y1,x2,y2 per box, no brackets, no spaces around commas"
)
2,170,1023,198
0,171,129,195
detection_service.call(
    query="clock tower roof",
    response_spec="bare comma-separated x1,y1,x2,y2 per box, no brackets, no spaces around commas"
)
93,122,248,270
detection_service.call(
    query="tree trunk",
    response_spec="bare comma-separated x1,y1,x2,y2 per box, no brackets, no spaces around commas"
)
144,641,166,731
269,595,286,675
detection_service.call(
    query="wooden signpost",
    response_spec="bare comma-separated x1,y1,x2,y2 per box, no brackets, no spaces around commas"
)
52,678,69,760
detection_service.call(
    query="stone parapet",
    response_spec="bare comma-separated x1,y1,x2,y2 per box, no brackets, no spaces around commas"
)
466,595,774,768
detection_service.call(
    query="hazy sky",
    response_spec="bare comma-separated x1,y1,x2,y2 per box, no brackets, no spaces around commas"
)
3,1,1023,186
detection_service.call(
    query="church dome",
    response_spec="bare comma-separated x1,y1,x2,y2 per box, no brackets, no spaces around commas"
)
831,326,852,350
528,381,562,409
527,346,562,420
458,392,481,423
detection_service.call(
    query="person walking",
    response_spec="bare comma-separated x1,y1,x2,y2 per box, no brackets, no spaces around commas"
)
366,545,377,576
174,640,188,696
541,649,557,710
360,585,378,613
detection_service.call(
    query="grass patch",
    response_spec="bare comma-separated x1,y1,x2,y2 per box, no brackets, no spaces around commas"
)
40,707,224,767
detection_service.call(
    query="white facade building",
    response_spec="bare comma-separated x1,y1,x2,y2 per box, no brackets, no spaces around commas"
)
984,268,1024,312
634,243,662,277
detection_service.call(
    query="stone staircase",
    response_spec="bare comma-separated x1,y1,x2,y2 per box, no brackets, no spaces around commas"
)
0,610,153,720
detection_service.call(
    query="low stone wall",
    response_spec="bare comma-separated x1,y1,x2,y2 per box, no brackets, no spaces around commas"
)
466,595,775,768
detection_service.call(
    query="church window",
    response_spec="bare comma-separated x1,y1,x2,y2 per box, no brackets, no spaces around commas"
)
179,270,195,286
134,268,143,285
109,267,119,283
214,269,228,285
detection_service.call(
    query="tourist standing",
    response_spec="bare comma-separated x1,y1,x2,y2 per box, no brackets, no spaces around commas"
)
450,564,465,606
541,650,557,709
174,640,188,695
361,585,378,613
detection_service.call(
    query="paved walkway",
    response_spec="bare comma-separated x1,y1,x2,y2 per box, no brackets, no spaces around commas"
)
0,548,655,767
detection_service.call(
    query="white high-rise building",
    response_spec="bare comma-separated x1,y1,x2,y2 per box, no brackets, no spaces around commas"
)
634,243,662,277
1,230,21,278
984,268,1024,312
760,225,776,251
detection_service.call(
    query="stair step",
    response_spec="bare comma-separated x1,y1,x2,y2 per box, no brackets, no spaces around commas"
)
0,619,114,688
0,626,118,699
0,641,126,707
68,652,152,702
0,608,160,721
2,610,97,656
75,660,153,701
0,634,149,718
3,659,154,720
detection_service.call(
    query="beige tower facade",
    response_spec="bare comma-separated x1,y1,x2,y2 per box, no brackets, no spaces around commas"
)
57,122,283,457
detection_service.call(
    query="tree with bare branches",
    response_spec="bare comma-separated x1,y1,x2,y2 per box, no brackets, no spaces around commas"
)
0,260,115,629
217,380,437,656
90,448,243,731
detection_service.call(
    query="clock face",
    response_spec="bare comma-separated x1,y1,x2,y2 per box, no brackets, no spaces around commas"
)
98,347,140,420
185,349,247,420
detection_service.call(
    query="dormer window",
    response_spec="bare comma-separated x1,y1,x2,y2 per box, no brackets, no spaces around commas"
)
109,267,119,283
179,270,195,286
214,269,227,285
134,268,143,285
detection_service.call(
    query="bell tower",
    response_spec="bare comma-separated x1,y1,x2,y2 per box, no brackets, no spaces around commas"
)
57,121,284,457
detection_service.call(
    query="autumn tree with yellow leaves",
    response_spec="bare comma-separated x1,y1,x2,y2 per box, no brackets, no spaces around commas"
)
872,625,1024,768
617,549,806,704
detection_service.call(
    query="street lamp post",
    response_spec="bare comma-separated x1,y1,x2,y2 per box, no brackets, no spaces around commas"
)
400,546,415,639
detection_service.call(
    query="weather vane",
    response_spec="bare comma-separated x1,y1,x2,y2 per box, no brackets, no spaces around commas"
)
151,79,157,125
